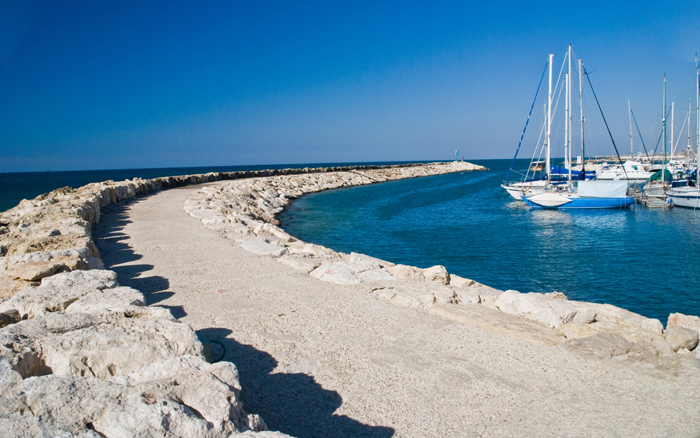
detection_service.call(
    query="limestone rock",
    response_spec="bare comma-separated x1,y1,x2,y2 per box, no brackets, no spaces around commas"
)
667,312,700,335
451,287,481,305
349,252,395,268
429,303,566,347
63,286,147,315
423,265,450,285
0,270,120,319
641,318,664,334
586,302,663,334
9,262,62,281
297,243,340,259
562,332,632,358
310,262,361,285
356,268,396,283
495,290,586,329
0,356,282,438
665,325,699,352
240,239,288,257
449,275,484,288
342,256,395,283
386,264,425,282
429,286,460,305
561,322,601,340
1,310,201,379
649,338,675,356
278,255,321,273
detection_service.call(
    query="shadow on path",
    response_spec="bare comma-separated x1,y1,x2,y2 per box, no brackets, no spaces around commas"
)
94,196,185,319
93,194,395,438
198,327,395,438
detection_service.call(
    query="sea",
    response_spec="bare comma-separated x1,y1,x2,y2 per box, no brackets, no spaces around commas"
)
2,159,698,324
280,159,700,324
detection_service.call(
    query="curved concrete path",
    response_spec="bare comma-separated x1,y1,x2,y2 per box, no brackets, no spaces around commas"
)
94,182,700,438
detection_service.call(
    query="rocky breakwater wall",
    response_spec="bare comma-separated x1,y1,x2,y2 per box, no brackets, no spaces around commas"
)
0,172,302,436
184,161,700,372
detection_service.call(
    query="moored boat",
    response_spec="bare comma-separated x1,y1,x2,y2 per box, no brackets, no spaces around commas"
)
597,160,652,182
523,180,635,209
664,54,699,209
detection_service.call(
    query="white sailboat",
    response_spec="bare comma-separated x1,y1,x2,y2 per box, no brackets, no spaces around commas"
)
666,54,700,209
523,47,634,209
596,160,652,181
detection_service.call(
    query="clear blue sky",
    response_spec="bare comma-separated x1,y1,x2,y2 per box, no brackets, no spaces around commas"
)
1,0,698,172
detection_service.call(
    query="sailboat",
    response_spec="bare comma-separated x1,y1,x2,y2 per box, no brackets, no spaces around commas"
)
502,61,551,201
522,46,635,209
596,160,652,182
666,54,700,209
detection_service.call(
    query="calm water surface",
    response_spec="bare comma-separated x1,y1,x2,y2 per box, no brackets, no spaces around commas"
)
280,159,700,323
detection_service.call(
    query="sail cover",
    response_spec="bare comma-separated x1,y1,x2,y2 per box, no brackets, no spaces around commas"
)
577,181,629,198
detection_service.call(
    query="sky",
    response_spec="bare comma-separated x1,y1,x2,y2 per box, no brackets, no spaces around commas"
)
0,0,699,172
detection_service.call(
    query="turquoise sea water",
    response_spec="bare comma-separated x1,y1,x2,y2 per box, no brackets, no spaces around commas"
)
280,159,700,324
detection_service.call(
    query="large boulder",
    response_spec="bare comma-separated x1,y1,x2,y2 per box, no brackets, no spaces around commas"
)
665,325,699,352
423,265,450,285
240,239,288,257
0,268,287,437
310,262,361,285
386,264,425,282
0,270,120,318
561,332,632,358
0,357,276,438
495,290,595,329
667,313,700,335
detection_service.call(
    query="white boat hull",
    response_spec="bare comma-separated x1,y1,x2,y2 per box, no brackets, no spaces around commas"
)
501,181,547,201
526,193,573,207
666,188,700,209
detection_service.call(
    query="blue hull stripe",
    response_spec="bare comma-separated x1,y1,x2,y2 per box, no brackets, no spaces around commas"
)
523,197,635,209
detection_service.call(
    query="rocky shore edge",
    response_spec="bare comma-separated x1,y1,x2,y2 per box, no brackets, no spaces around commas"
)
182,163,700,368
0,161,488,437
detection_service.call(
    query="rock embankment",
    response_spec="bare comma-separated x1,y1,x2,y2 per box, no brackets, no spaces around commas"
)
0,161,482,436
183,163,700,369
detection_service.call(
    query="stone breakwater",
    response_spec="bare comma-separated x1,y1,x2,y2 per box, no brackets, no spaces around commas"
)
0,162,479,437
183,162,700,369
1,160,699,436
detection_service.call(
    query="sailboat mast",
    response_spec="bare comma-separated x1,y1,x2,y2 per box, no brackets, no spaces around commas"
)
579,59,585,179
565,72,570,179
689,100,692,170
671,102,675,157
696,53,699,181
546,53,553,182
567,45,572,185
628,99,634,156
663,74,667,186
